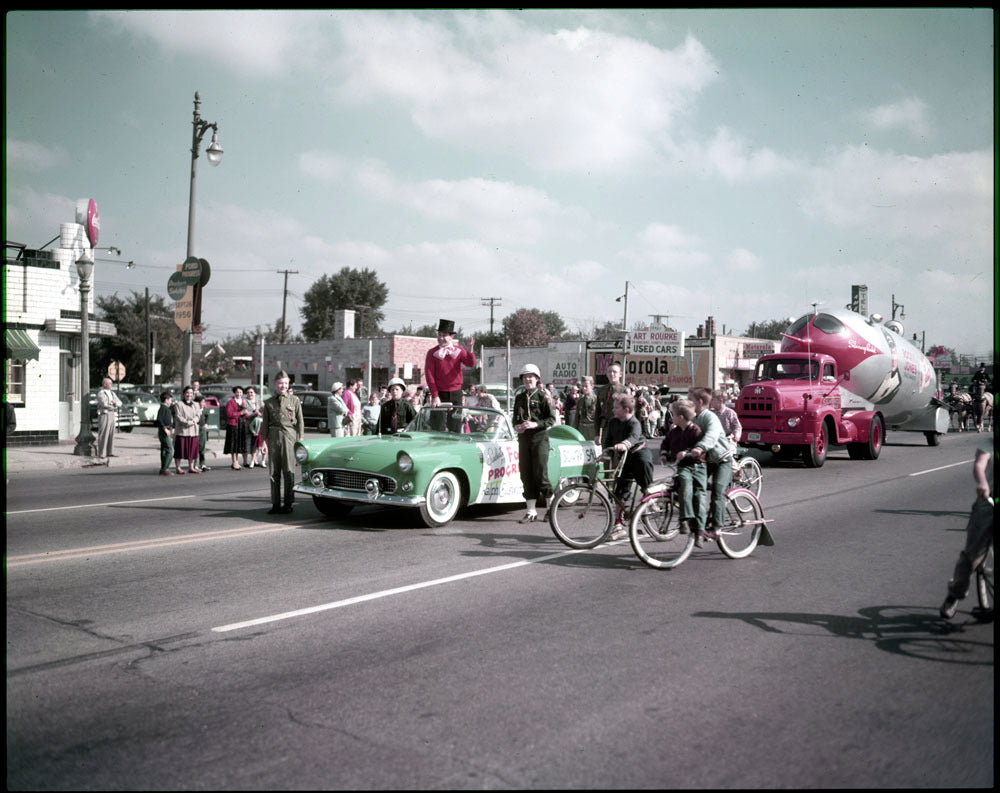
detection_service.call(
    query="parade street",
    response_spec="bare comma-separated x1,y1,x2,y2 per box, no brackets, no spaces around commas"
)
5,430,993,789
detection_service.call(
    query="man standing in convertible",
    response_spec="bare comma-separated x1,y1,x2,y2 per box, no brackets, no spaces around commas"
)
425,319,476,407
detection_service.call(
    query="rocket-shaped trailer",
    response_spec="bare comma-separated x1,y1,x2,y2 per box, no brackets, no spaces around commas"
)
737,308,950,467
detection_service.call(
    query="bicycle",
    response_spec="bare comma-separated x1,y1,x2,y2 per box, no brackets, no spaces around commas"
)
628,466,772,569
731,448,763,499
549,449,666,549
974,540,994,620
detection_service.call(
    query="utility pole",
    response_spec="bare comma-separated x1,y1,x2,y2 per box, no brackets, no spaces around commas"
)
145,288,152,383
277,269,297,343
481,297,502,334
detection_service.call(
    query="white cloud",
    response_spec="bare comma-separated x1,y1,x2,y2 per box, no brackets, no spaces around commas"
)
727,248,762,272
802,145,993,244
298,151,349,181
5,139,66,171
332,11,718,172
863,97,932,139
92,10,315,76
626,223,712,270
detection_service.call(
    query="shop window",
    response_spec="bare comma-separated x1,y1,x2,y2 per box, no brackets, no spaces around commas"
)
6,359,26,406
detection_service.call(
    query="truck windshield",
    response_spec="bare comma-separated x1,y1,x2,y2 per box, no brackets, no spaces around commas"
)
756,359,821,381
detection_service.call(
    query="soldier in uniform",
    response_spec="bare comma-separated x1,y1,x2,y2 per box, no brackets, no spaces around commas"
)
513,363,556,523
594,361,627,445
262,370,304,514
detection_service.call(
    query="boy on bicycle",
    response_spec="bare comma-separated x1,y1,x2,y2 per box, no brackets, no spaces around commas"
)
661,399,705,537
605,393,655,535
940,434,994,619
686,387,735,546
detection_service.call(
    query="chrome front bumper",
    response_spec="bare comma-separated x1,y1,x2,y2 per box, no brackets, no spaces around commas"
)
293,480,425,507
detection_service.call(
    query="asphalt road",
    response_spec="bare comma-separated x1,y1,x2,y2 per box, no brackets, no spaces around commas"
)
6,432,993,789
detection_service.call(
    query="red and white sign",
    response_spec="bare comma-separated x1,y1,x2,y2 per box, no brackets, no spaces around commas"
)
76,198,100,247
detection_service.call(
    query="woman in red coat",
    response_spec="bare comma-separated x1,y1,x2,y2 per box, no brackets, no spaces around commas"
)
223,386,251,469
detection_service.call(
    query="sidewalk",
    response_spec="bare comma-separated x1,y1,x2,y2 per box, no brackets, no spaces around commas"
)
4,428,224,474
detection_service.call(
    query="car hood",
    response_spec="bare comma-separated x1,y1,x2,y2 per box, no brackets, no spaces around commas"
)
301,431,480,467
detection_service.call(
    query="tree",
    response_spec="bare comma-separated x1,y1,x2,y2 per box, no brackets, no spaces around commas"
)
539,310,568,341
502,308,549,347
93,292,182,384
300,267,388,340
744,318,790,340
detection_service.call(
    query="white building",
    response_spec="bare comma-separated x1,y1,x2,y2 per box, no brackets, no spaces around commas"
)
4,222,116,446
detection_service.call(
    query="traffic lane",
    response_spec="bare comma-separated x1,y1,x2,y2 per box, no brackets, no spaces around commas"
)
7,465,990,790
5,434,983,669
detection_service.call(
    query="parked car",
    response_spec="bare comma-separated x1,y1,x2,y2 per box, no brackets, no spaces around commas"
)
294,405,600,527
119,390,160,425
87,389,140,433
295,390,332,431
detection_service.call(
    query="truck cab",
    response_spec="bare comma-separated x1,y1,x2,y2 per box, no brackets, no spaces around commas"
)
737,351,884,467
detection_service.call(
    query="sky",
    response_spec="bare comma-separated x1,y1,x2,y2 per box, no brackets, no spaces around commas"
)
5,9,995,357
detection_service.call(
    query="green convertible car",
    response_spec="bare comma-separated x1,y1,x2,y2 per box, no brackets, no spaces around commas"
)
294,405,600,527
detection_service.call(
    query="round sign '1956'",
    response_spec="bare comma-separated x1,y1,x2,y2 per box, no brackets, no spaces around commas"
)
75,198,100,247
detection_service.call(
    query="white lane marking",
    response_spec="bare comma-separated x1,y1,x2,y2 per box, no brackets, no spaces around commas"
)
909,460,969,477
8,494,198,515
213,547,589,632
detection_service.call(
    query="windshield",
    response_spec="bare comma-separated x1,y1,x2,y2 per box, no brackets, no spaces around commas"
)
756,359,821,381
407,406,513,440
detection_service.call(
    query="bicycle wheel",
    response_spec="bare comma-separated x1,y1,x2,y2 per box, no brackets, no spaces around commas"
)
733,456,763,500
629,495,694,569
717,488,763,559
975,542,994,616
549,484,613,549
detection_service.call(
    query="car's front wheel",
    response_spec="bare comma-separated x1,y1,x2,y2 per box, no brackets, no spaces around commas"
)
419,470,463,527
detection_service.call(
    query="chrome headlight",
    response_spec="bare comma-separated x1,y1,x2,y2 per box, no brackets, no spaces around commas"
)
787,417,800,429
295,445,309,463
397,452,413,472
311,471,324,487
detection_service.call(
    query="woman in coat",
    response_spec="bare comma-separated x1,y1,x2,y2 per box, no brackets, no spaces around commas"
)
172,386,203,474
223,386,251,469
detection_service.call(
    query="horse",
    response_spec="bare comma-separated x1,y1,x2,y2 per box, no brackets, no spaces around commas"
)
946,392,973,432
973,392,993,432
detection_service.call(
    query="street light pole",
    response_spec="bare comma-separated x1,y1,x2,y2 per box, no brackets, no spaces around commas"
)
181,91,223,386
73,250,96,456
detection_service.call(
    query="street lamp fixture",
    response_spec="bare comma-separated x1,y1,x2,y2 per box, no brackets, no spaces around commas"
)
72,250,96,456
181,91,224,385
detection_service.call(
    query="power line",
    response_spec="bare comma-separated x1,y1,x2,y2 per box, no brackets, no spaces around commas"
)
480,297,502,334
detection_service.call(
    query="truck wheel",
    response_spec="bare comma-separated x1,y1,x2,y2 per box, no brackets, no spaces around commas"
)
925,431,942,447
803,424,827,468
849,417,883,460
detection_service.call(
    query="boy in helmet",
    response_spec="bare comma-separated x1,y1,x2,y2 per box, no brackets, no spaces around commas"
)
379,377,416,435
513,363,556,523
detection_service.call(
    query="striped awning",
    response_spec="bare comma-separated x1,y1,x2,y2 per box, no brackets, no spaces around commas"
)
5,328,41,361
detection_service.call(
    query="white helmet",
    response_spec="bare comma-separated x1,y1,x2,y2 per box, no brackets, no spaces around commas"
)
519,363,541,378
387,377,406,389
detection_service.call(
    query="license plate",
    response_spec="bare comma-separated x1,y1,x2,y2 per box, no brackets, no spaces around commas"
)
747,432,761,441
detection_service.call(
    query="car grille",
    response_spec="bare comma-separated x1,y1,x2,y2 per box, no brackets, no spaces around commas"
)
318,468,397,494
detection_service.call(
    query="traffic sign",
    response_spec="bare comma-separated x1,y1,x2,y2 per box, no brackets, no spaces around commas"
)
168,271,188,300
108,360,126,382
181,256,203,285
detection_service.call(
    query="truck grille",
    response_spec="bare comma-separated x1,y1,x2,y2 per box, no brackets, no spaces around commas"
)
319,468,397,494
740,396,775,415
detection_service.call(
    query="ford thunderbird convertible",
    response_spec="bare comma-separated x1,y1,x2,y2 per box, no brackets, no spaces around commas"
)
294,405,599,527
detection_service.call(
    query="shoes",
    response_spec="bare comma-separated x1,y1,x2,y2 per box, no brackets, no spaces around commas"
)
175,469,186,475
702,528,721,541
280,505,294,514
267,506,282,515
232,464,241,470
610,523,627,540
694,531,705,548
518,512,538,524
159,470,174,476
940,596,959,620
679,521,690,535
189,468,202,474
201,465,211,472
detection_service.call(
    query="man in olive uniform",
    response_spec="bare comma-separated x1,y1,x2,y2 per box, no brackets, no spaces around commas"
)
262,370,305,514
594,361,627,445
513,363,556,523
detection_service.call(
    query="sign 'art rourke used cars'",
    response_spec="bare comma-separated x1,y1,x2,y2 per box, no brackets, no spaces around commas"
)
294,405,600,527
